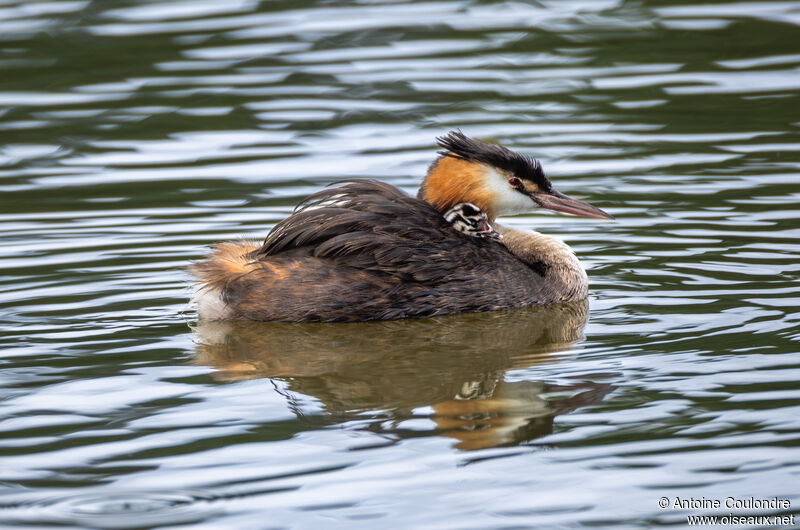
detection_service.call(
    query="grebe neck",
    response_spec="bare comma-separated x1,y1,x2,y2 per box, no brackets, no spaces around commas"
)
418,156,498,220
495,224,588,302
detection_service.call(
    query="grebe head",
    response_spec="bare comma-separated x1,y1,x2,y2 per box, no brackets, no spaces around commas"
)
444,202,502,240
419,131,614,222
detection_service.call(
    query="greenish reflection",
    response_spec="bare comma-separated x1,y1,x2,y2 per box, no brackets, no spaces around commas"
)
192,301,612,450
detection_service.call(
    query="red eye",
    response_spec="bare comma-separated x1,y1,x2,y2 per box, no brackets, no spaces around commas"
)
509,177,522,188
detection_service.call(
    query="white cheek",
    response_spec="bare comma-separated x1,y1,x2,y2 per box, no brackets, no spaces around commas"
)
483,166,539,216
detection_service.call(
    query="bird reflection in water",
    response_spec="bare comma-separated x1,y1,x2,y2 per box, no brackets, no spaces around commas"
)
192,300,613,450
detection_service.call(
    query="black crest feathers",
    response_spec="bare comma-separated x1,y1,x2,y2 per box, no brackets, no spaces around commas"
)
436,131,551,192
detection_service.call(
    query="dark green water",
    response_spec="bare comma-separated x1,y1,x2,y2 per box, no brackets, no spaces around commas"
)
2,0,800,527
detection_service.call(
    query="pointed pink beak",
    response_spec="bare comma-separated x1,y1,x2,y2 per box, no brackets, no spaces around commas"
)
478,220,503,240
533,190,614,220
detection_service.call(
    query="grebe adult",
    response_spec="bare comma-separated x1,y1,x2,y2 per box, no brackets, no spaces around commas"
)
190,131,613,322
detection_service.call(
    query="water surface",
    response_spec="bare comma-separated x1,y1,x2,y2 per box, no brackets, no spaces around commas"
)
1,0,800,527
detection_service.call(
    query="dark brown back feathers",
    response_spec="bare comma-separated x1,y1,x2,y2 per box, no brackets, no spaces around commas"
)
191,179,560,321
254,179,500,283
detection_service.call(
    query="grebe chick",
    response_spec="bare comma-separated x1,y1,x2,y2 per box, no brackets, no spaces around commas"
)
190,131,613,322
444,203,502,240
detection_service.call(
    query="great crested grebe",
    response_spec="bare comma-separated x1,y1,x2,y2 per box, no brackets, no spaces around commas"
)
190,131,613,322
443,202,502,240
